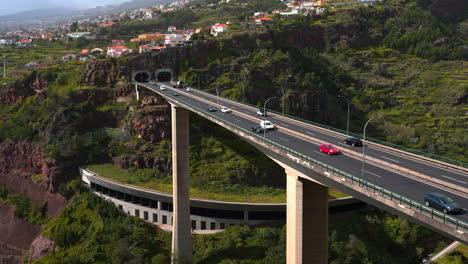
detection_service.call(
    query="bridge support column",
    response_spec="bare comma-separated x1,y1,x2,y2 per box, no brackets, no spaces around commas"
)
286,171,328,264
171,105,193,263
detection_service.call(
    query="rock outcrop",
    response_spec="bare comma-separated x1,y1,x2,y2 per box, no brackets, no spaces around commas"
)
28,235,55,262
113,154,172,174
0,140,61,193
0,205,42,264
0,72,48,105
131,96,171,144
82,60,119,87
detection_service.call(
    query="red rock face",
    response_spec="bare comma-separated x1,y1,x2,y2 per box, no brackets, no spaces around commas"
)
82,60,119,86
28,235,55,262
0,72,49,105
0,140,67,217
0,205,42,263
0,140,61,193
131,96,171,144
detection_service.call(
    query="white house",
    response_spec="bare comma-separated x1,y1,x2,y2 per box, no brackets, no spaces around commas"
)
164,35,186,47
107,46,133,58
168,26,176,32
139,44,152,53
16,40,33,47
0,39,15,45
210,23,229,37
67,32,95,39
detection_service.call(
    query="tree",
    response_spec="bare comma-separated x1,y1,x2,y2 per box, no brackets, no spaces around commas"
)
70,22,78,32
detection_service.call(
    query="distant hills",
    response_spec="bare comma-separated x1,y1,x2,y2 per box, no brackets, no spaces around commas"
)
0,0,168,30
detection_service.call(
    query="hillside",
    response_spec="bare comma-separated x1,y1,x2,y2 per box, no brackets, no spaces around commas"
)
0,0,466,263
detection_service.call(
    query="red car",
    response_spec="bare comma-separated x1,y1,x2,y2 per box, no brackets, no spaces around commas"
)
319,144,340,155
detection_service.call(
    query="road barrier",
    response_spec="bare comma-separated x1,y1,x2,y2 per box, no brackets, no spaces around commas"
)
139,83,468,233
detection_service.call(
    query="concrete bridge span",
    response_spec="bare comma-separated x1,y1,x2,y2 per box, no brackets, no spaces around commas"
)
134,82,468,263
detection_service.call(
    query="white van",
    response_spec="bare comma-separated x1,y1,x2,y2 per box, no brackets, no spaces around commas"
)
260,120,275,131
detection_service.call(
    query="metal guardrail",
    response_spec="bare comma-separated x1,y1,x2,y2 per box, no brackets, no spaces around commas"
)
140,83,468,233
186,86,467,169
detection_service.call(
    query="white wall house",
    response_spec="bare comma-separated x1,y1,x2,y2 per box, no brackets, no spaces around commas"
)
210,23,229,37
107,46,133,58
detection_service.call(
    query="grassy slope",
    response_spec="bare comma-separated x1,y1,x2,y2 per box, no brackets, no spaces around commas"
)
86,163,348,202
326,48,468,162
436,243,468,264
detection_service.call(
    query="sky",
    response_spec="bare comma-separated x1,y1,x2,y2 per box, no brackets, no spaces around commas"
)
0,0,130,16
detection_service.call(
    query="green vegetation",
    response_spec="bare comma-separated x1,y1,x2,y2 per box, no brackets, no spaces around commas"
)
35,192,170,264
0,41,81,78
86,163,287,203
31,189,445,264
0,186,50,225
436,243,468,264
0,1,466,262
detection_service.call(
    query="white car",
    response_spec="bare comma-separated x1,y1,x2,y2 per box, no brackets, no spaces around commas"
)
186,87,191,92
159,86,166,91
221,107,231,113
260,120,275,130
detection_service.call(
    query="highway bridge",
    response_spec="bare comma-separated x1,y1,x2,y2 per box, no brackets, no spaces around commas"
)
135,81,467,264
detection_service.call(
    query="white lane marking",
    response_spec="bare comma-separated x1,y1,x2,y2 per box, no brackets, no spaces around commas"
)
306,132,315,136
279,137,290,142
234,118,241,122
442,175,467,185
381,156,400,163
419,161,468,178
364,170,381,178
280,123,289,127
337,142,348,146
313,151,322,155
369,162,468,199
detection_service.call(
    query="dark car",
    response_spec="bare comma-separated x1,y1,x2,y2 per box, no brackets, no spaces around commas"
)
344,137,363,147
424,193,462,214
207,106,217,112
251,125,266,134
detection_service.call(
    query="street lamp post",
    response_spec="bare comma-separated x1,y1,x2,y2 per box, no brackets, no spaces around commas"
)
241,68,247,104
361,116,382,183
280,86,286,116
216,87,228,110
263,96,276,138
2,55,6,78
338,95,350,135
188,81,197,89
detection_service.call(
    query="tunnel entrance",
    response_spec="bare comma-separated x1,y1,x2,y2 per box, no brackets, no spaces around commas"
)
134,72,150,83
157,71,172,82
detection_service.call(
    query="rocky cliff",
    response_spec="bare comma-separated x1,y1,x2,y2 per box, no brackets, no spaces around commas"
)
81,60,120,87
0,205,42,264
0,72,48,105
0,140,67,263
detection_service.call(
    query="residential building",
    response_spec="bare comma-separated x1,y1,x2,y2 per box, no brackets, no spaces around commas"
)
67,32,95,39
210,23,229,37
139,44,152,53
112,40,126,45
16,40,33,47
107,46,133,57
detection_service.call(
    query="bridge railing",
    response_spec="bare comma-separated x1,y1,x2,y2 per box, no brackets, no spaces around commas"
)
141,83,468,233
187,86,467,169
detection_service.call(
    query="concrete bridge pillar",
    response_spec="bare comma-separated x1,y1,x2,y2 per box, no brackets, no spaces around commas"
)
171,105,193,263
286,170,328,264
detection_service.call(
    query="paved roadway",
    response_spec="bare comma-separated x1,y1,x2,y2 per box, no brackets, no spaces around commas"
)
144,82,468,222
